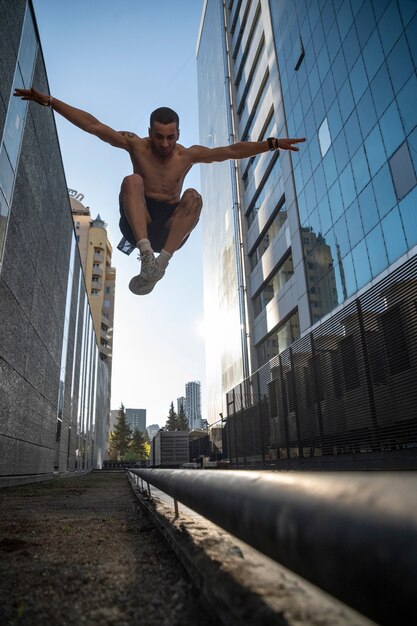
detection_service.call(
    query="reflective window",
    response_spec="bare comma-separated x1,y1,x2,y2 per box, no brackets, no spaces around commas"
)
399,1,417,27
364,123,386,176
333,130,350,175
332,48,348,93
352,239,372,289
380,100,405,158
253,253,294,317
340,251,357,296
338,78,354,123
339,162,356,209
344,110,362,158
318,117,331,157
359,182,380,234
406,12,417,69
346,199,364,248
322,68,336,109
362,28,385,82
323,147,337,187
355,1,376,47
396,73,417,135
313,163,326,202
381,207,407,263
408,127,417,174
351,145,370,193
333,214,351,257
378,1,403,56
318,194,332,234
327,18,341,60
387,34,414,95
336,0,354,42
343,24,361,71
327,98,343,138
389,141,417,201
328,179,344,222
0,148,14,204
3,68,26,170
399,186,417,248
366,224,388,277
249,196,287,270
18,7,37,87
372,163,397,219
350,56,368,104
357,87,377,139
370,63,394,118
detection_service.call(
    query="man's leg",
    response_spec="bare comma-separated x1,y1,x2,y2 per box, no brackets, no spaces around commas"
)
163,188,203,254
121,174,164,295
120,173,151,243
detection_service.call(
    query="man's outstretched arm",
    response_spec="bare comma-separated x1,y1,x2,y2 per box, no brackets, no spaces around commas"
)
13,87,135,150
187,136,306,164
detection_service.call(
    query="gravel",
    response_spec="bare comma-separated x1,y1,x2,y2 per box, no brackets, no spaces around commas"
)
0,472,216,626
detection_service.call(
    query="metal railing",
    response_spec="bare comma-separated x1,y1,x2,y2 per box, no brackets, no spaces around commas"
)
129,468,417,626
225,253,417,469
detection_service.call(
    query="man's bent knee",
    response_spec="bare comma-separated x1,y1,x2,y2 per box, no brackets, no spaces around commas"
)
121,173,144,193
182,188,202,204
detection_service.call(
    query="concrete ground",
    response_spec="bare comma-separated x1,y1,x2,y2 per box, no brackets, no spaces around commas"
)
0,470,377,626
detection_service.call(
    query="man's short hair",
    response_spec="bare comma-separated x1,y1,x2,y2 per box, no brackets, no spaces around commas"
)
150,107,179,129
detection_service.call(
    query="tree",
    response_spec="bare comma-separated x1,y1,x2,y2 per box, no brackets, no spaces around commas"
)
165,401,179,431
109,403,132,460
177,403,189,431
130,429,149,461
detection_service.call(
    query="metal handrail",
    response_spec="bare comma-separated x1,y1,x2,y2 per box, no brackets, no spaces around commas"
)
129,468,417,626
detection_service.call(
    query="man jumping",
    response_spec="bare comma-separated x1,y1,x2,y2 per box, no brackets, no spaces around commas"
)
14,88,305,295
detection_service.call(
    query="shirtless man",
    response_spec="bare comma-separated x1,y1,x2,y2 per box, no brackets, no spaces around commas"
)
14,88,305,295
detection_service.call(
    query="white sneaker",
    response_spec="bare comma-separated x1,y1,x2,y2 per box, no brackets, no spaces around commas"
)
129,250,165,295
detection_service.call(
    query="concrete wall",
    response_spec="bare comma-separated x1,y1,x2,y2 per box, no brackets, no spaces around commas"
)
0,0,109,484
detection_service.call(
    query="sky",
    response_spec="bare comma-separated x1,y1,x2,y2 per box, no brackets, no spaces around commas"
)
32,0,207,427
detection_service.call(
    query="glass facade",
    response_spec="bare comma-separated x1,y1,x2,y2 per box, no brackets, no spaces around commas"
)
200,0,417,422
270,0,417,322
197,0,245,418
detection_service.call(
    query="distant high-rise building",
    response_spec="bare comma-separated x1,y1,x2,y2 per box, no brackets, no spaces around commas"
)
197,0,417,421
185,381,202,430
147,424,160,441
177,396,187,414
125,408,146,435
70,192,116,375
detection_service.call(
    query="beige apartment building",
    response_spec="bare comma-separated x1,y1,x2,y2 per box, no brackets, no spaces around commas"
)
69,190,116,376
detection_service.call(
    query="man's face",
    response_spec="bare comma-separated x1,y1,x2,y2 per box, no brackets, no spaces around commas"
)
148,121,179,158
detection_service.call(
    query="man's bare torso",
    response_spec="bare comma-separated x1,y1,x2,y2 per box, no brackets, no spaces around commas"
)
129,137,192,204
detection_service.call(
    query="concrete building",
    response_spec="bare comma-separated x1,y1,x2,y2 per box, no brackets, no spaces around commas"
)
185,381,202,430
70,192,116,375
197,0,417,421
125,408,146,435
0,0,110,484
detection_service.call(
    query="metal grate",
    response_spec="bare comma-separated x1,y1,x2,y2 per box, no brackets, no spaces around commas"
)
225,254,417,469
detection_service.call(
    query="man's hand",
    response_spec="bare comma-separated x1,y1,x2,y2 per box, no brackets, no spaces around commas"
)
14,87,51,107
277,137,306,151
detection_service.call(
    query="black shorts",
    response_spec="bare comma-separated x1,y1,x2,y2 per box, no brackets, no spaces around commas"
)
117,194,189,255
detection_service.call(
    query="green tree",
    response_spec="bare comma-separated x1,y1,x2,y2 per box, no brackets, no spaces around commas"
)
177,403,189,431
109,403,132,460
165,401,179,431
130,429,149,461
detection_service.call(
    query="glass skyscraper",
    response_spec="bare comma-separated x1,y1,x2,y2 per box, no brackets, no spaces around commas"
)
197,0,417,421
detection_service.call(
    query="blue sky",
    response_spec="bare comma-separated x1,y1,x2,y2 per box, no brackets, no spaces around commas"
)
32,0,206,426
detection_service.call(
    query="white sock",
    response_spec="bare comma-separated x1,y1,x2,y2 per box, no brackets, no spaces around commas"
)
136,238,153,255
156,249,173,270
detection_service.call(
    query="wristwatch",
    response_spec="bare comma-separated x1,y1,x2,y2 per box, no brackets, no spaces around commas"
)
267,137,279,151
